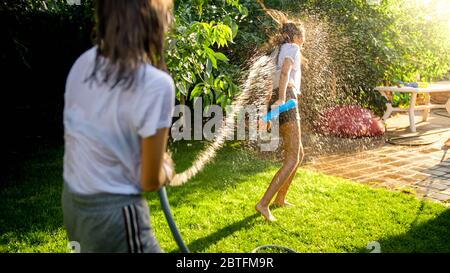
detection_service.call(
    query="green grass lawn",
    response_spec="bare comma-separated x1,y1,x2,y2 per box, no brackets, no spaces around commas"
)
1,141,449,253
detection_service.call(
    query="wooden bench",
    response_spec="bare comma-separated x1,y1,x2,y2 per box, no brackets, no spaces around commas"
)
375,85,450,132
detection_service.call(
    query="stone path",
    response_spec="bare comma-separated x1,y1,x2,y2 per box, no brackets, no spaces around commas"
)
305,110,450,205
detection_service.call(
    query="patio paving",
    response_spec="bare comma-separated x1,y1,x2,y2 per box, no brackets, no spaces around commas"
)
304,109,450,205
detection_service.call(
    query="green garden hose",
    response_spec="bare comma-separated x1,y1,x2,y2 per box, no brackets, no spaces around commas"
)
158,187,190,253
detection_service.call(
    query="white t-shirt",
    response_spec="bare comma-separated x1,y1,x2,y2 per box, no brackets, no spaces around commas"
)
272,43,302,95
63,47,175,195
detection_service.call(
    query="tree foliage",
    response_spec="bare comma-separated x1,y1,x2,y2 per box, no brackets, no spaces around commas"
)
264,0,450,113
3,0,449,113
168,0,248,108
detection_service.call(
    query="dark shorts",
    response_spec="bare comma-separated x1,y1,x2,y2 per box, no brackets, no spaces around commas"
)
268,87,300,126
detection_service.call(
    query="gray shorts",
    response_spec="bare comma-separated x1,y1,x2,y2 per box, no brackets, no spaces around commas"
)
62,184,163,253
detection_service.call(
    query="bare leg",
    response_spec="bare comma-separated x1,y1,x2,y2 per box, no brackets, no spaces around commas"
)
256,121,301,221
273,166,298,207
273,118,304,206
274,132,303,205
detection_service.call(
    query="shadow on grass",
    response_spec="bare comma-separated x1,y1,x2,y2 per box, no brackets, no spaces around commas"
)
358,202,450,253
186,213,260,252
378,208,450,252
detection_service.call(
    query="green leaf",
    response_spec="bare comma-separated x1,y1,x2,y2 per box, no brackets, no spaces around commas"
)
230,21,239,39
214,52,229,62
205,47,217,69
181,73,194,84
206,59,213,75
191,83,204,99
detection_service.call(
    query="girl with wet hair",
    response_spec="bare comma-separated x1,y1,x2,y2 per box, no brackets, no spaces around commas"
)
256,20,306,221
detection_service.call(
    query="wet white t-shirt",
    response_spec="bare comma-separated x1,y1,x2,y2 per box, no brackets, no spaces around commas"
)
63,47,175,195
272,43,301,94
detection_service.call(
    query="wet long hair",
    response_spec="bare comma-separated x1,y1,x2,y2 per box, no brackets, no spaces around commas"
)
88,0,172,89
257,0,307,67
279,22,305,46
268,21,307,66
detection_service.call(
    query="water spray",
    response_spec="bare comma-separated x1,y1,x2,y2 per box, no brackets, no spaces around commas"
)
157,54,276,253
168,54,276,187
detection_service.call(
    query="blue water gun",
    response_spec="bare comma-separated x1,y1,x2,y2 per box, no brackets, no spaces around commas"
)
262,99,298,123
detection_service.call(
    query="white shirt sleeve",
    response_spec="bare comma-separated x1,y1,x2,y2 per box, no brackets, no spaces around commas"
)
273,44,301,90
278,44,300,68
133,73,175,138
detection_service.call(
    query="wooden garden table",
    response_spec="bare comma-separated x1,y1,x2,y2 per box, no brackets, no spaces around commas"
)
375,85,450,132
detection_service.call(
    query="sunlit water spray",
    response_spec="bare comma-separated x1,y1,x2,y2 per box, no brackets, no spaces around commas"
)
170,54,275,186
298,14,385,159
170,10,384,186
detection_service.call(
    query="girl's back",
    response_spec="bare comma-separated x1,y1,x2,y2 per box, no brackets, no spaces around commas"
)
62,0,174,253
64,47,174,195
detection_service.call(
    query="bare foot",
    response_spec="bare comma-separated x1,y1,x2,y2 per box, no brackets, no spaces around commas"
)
272,200,295,207
255,203,277,222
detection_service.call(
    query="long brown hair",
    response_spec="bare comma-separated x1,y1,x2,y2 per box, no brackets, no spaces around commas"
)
279,22,305,46
257,0,307,66
88,0,172,89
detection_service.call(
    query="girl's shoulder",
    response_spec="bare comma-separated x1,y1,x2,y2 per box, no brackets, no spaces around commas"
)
142,65,173,85
74,47,97,67
278,43,300,65
280,43,300,53
67,47,97,84
139,64,175,95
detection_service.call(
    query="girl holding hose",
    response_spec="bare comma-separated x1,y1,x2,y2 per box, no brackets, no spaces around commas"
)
62,0,175,252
